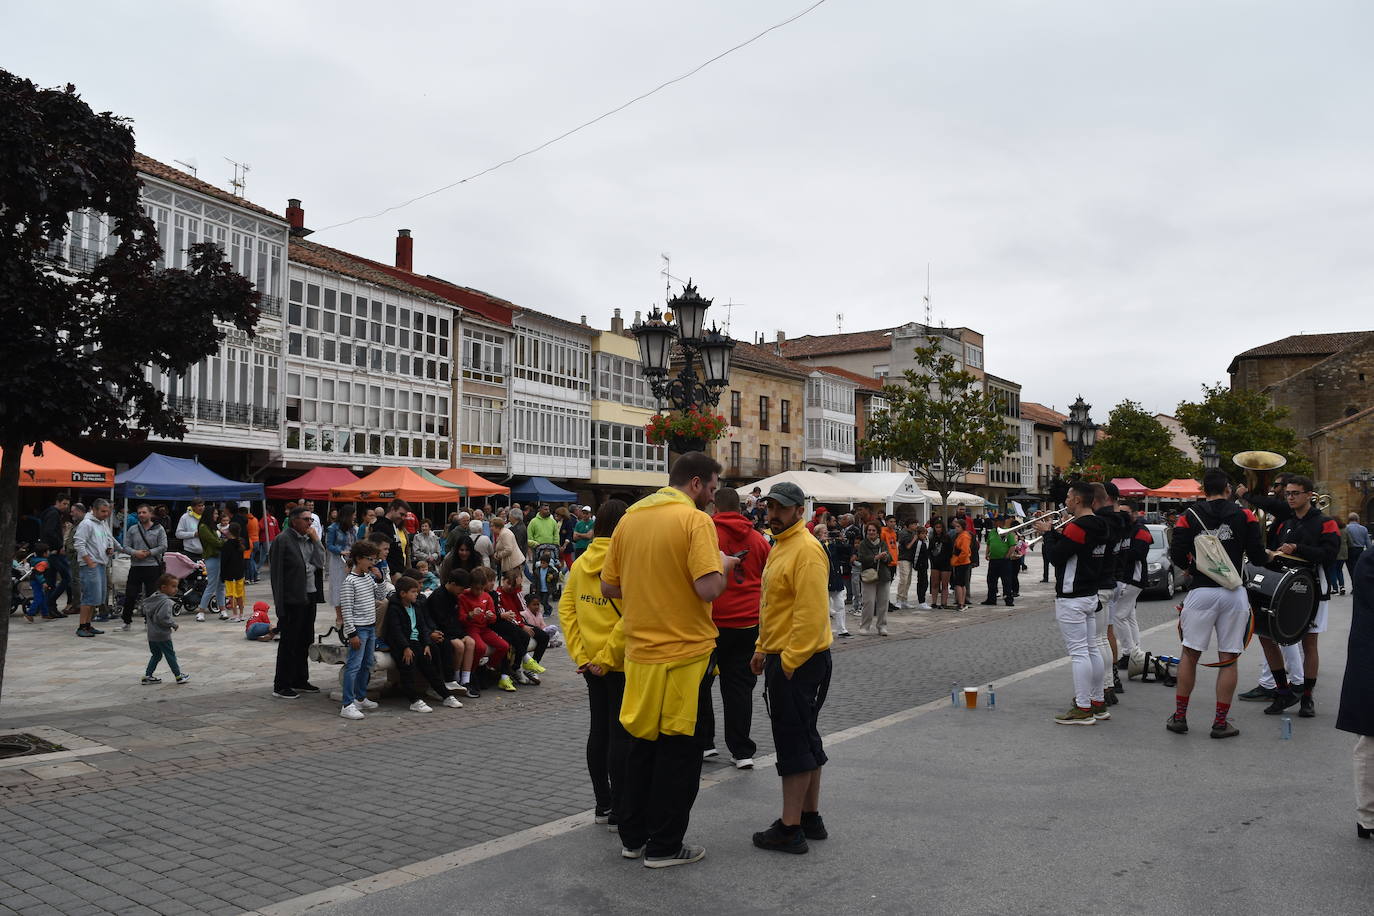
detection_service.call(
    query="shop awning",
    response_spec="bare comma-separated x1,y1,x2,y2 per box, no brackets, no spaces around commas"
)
435,467,510,496
1110,477,1150,498
744,470,889,505
115,453,263,501
1146,478,1204,499
265,466,360,501
328,466,457,502
0,442,113,488
829,472,929,505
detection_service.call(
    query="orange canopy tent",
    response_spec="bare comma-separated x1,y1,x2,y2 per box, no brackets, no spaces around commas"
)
0,442,114,488
265,466,360,501
435,467,509,496
1146,478,1204,499
328,466,456,502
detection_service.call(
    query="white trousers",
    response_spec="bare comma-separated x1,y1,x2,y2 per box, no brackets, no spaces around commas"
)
1110,582,1143,656
829,591,849,635
1257,642,1305,688
1056,595,1104,708
1097,591,1115,690
1357,736,1374,830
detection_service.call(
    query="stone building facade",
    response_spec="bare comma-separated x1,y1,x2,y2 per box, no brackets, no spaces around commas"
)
1228,331,1374,438
1307,406,1374,521
706,341,808,484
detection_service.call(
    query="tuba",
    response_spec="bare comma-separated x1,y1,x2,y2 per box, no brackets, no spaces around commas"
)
1233,450,1287,532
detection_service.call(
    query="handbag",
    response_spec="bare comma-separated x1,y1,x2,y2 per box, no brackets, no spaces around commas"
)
861,567,879,583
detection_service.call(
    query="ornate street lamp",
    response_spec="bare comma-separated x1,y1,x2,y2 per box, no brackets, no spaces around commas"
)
1066,395,1098,465
632,281,736,453
1202,437,1220,471
1350,468,1374,497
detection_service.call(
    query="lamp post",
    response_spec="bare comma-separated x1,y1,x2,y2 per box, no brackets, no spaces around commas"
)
632,281,736,454
1201,437,1219,471
1065,395,1098,466
1349,468,1374,507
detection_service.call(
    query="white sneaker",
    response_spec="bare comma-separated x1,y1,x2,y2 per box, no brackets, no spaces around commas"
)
357,698,379,710
409,700,433,713
733,757,754,770
195,612,205,622
918,603,932,610
219,612,230,621
442,695,463,708
340,704,364,720
878,626,889,637
702,748,719,760
444,681,461,691
858,625,874,635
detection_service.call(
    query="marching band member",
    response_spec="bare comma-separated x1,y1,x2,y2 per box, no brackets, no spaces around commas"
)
1039,481,1110,725
1093,483,1123,705
1109,500,1152,680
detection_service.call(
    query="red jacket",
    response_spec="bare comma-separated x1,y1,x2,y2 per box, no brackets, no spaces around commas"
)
711,511,772,628
459,591,498,629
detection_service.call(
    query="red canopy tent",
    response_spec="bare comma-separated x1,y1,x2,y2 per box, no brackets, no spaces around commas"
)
328,466,455,502
265,466,360,501
1110,477,1149,498
0,442,113,488
1146,478,1204,499
435,467,509,496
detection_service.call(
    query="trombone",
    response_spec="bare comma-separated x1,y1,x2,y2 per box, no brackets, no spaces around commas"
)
997,507,1071,547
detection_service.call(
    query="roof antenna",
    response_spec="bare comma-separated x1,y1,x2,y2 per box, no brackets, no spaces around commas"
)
660,253,684,300
173,157,198,177
836,312,844,333
225,157,251,197
722,298,743,334
923,262,932,327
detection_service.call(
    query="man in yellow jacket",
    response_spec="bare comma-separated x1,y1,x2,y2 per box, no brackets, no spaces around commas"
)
601,451,738,869
750,480,834,855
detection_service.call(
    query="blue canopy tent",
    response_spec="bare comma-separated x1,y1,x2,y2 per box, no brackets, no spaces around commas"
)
115,453,264,502
509,476,578,504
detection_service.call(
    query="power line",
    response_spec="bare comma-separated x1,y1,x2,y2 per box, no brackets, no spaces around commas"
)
317,0,832,232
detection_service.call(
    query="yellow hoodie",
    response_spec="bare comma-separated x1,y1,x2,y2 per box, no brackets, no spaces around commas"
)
756,518,833,674
560,537,626,672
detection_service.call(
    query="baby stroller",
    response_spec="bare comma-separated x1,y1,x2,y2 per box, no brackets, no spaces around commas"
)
10,546,34,616
530,543,565,612
164,552,212,615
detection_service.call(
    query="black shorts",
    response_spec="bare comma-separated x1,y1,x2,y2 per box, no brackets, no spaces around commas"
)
951,565,971,588
763,650,832,777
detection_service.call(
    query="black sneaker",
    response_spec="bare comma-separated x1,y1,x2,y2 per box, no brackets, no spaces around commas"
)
1263,692,1300,715
800,812,828,840
141,676,162,685
1239,685,1275,701
1210,720,1240,739
293,683,321,693
643,844,706,868
272,688,299,699
76,626,96,638
1298,695,1315,718
980,599,998,606
1165,714,1189,734
464,684,480,698
752,820,808,854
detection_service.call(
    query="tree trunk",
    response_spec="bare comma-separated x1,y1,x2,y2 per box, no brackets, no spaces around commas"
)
0,439,20,707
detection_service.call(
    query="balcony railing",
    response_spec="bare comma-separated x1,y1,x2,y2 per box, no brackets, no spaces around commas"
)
253,406,279,428
258,294,282,317
224,403,252,426
196,398,223,423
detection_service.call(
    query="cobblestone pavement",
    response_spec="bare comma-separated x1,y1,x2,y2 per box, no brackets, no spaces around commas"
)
0,570,1186,915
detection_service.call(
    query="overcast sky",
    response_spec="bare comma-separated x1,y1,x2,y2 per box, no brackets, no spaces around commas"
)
7,0,1372,420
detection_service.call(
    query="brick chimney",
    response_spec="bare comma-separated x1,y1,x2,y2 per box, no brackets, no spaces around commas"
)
610,308,624,334
395,229,413,272
774,329,786,354
285,199,311,237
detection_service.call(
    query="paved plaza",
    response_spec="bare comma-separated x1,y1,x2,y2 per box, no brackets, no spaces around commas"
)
1,573,1369,915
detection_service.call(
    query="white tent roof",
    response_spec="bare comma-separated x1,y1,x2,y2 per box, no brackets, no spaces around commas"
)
922,489,985,507
830,472,929,504
744,470,890,505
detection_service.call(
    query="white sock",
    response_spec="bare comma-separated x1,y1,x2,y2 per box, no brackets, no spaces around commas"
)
460,671,470,684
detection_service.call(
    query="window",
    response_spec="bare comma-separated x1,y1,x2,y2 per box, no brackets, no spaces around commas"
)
759,396,770,431
510,398,592,460
591,421,667,472
781,446,791,470
513,325,591,393
463,329,508,383
730,441,741,472
965,344,984,369
780,399,790,433
759,444,770,469
592,352,653,408
730,391,741,427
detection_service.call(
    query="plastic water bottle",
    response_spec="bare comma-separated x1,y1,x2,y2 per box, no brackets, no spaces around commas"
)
951,682,960,706
1281,716,1293,740
986,684,995,709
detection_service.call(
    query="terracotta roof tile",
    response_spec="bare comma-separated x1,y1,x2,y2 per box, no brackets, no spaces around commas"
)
1020,401,1066,427
1227,331,1372,373
812,365,885,391
289,239,452,306
778,328,896,358
673,339,809,380
1309,403,1374,437
327,255,515,326
134,152,284,222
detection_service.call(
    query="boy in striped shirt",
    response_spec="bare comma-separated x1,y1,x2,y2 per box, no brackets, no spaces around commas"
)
340,541,387,720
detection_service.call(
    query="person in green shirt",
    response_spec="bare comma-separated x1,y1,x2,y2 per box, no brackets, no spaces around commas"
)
573,506,596,558
527,504,560,547
980,515,1018,607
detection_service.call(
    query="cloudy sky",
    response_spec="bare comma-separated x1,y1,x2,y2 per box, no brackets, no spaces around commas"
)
6,0,1372,419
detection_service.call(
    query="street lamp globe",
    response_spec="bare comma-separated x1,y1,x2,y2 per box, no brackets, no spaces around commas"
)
670,281,711,342
698,324,736,387
1202,436,1219,470
1064,416,1081,447
632,306,677,376
1082,421,1099,450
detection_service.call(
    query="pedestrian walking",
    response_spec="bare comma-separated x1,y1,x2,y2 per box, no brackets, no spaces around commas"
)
141,574,190,684
269,506,326,699
38,495,72,610
749,481,833,855
816,525,850,637
600,452,738,868
895,519,919,608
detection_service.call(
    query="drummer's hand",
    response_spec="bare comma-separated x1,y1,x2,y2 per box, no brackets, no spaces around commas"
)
1278,543,1297,556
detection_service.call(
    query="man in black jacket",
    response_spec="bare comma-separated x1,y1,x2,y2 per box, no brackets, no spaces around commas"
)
1040,481,1110,725
269,506,326,699
39,495,72,611
1093,484,1124,704
1167,469,1267,738
1235,473,1308,703
1337,548,1374,840
1109,501,1152,672
369,499,409,572
1259,474,1340,718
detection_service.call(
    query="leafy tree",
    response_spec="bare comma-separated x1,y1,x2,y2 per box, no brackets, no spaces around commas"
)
0,70,260,703
1176,383,1312,480
862,337,1018,520
1088,400,1196,488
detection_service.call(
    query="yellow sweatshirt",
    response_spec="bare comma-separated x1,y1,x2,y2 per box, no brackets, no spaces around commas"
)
560,537,626,672
756,518,833,674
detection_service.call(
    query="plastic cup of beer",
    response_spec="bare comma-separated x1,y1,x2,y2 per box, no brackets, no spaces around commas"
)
963,686,979,709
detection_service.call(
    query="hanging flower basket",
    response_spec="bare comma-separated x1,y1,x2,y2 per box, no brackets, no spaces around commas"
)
645,408,728,451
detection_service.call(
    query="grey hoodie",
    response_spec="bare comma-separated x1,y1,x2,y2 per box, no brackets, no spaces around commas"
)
143,592,178,642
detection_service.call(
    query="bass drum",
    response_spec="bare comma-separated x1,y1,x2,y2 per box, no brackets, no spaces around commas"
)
1243,563,1318,646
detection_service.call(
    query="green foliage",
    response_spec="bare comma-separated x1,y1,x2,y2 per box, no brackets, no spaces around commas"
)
1175,383,1312,479
1089,400,1196,488
862,336,1018,515
0,69,261,701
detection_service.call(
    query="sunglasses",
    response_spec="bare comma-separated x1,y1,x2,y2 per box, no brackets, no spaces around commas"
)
1283,491,1310,498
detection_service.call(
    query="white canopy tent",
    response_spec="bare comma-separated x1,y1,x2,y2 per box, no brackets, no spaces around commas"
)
743,470,890,509
831,472,931,522
922,489,986,507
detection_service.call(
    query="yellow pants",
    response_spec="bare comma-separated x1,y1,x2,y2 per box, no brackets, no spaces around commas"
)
619,651,713,741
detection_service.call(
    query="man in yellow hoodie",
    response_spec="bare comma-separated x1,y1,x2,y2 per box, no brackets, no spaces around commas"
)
750,480,834,855
601,451,738,869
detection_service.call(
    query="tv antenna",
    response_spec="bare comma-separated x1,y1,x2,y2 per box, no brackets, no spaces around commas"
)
659,253,686,300
923,262,932,327
173,158,198,177
836,312,844,333
721,298,743,334
225,157,251,197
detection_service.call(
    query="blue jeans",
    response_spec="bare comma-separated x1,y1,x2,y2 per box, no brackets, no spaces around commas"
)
146,640,183,678
342,625,376,707
79,563,108,606
245,553,259,583
246,622,272,640
199,555,224,611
